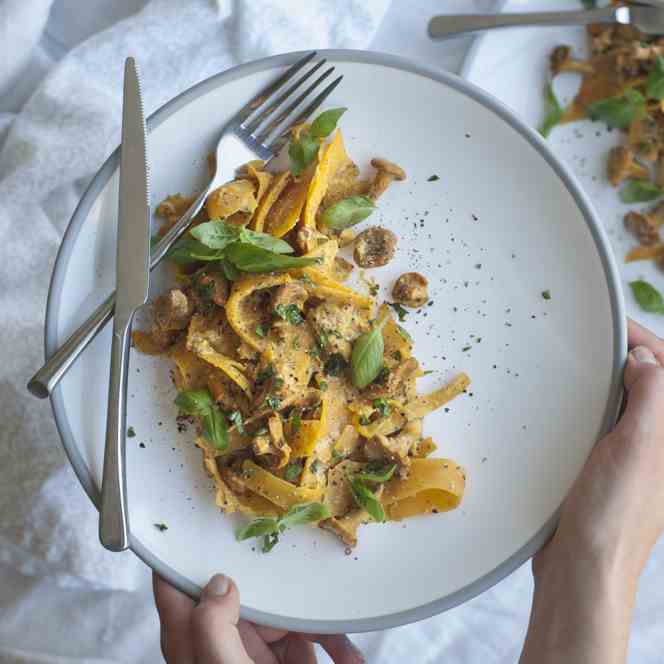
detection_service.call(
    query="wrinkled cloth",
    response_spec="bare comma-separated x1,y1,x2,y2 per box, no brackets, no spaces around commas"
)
12,2,664,664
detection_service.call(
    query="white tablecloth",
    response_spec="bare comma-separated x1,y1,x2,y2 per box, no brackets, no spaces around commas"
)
1,2,661,663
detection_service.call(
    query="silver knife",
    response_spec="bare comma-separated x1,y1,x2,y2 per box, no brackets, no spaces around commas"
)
99,57,151,552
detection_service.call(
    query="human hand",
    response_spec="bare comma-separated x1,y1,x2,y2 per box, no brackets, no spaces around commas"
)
536,318,664,582
521,319,664,664
153,572,365,664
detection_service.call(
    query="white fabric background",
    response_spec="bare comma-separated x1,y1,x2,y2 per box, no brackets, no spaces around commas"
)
1,1,662,662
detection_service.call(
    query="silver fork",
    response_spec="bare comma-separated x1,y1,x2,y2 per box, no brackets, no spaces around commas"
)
428,3,664,40
28,51,342,399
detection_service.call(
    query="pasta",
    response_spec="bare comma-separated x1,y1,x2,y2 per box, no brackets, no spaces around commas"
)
136,108,469,552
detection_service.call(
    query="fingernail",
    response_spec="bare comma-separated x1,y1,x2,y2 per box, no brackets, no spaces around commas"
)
631,346,658,365
342,635,365,662
204,574,230,597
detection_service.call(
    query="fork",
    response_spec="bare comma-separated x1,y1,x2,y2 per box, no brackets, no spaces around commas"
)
428,3,664,40
28,51,341,399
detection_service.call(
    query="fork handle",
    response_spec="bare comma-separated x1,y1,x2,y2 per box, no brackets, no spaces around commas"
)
428,6,620,39
27,186,209,399
99,320,133,551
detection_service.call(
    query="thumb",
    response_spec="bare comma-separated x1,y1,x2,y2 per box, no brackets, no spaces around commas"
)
192,574,253,664
617,346,664,440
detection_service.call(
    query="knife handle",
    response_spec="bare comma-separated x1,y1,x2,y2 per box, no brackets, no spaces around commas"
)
99,319,133,551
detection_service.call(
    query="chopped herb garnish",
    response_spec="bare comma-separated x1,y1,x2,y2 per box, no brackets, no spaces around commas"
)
542,290,551,300
227,410,245,434
427,174,440,182
127,426,136,438
317,330,330,349
620,180,664,204
154,523,168,532
262,532,280,553
422,370,434,376
284,462,303,482
275,303,304,325
255,366,275,385
372,398,391,418
359,415,371,426
319,380,329,392
310,459,321,473
265,395,282,411
324,352,348,377
396,325,412,342
462,345,472,352
255,324,267,338
369,283,379,297
388,302,408,321
290,408,302,433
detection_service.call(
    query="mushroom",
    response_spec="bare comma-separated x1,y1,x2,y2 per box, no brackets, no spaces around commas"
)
587,25,614,55
392,272,429,308
192,271,229,309
549,45,595,76
625,203,664,246
367,158,406,201
332,256,354,282
153,289,193,331
628,116,662,163
607,147,650,187
353,226,397,268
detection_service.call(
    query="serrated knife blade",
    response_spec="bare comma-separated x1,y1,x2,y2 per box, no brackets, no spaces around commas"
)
99,57,150,552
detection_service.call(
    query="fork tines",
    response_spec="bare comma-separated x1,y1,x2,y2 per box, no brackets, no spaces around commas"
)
235,51,343,154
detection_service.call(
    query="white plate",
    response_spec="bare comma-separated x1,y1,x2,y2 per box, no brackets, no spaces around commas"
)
47,50,625,633
463,0,664,337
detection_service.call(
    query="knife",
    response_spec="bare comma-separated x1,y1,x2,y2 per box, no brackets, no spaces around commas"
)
99,58,151,552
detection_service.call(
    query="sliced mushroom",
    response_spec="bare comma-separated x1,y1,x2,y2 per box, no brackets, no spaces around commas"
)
625,204,664,246
153,289,193,331
368,158,406,201
392,272,429,308
192,271,229,309
607,147,649,188
550,45,594,76
353,226,397,268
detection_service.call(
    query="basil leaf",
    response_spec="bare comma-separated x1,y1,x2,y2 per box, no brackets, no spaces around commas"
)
236,517,279,541
289,133,319,177
351,318,388,389
202,406,229,450
238,227,294,254
224,242,321,272
275,303,304,325
265,395,281,411
620,180,664,204
219,258,241,281
190,220,241,250
320,195,376,230
309,108,347,139
349,478,385,522
587,89,646,130
539,82,563,138
355,462,397,484
630,280,664,314
647,56,664,101
167,237,224,264
279,502,331,529
174,389,214,416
